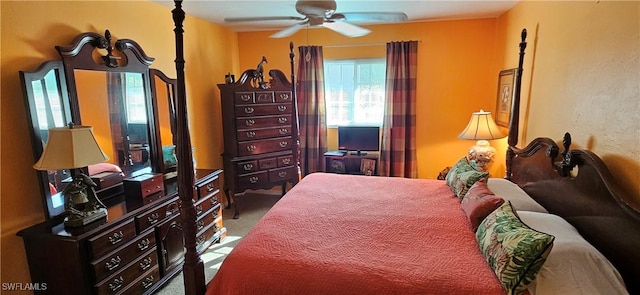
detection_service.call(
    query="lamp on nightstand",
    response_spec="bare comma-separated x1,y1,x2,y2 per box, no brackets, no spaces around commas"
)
33,123,110,227
458,110,506,172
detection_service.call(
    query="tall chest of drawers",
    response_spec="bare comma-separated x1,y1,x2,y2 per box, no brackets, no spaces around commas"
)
219,69,300,218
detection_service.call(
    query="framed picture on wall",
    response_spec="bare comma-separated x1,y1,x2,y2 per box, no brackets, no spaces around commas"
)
495,68,517,127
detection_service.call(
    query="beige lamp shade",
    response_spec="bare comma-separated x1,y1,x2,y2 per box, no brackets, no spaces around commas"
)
458,109,506,140
33,125,109,170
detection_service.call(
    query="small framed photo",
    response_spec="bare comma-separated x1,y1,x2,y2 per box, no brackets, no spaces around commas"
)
360,159,376,176
330,159,346,173
495,68,517,127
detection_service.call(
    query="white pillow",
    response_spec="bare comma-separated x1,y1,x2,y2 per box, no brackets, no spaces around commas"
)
517,211,628,295
487,178,548,213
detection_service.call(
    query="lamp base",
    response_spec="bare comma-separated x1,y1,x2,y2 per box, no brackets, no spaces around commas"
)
466,140,497,172
64,208,107,227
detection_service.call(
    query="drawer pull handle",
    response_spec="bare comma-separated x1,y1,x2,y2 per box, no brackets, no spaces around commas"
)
109,277,124,292
137,238,151,251
166,202,179,216
196,205,203,215
247,145,256,152
280,93,290,100
147,213,160,225
213,208,220,217
197,235,206,246
245,119,255,126
197,220,204,231
246,131,256,138
282,158,291,165
279,141,288,148
243,163,253,171
244,107,255,114
249,176,259,184
278,117,287,124
142,275,155,289
241,94,252,102
105,256,121,271
108,231,123,245
277,105,287,112
278,171,288,178
207,184,215,192
211,198,219,205
139,257,153,271
214,223,221,231
279,128,288,135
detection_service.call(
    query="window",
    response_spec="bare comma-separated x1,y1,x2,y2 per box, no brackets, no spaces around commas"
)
324,59,386,126
124,73,147,123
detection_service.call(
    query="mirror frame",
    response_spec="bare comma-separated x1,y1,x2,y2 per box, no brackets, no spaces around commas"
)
21,30,178,219
149,68,178,174
20,60,73,219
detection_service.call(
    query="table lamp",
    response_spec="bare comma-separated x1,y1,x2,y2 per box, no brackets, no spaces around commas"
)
458,109,506,172
33,124,110,227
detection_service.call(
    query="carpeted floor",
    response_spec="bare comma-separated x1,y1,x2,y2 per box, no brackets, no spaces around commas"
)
155,192,281,295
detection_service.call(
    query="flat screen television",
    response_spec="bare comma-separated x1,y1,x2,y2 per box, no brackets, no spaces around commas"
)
338,126,380,155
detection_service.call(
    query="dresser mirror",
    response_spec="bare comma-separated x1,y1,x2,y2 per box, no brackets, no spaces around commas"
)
20,61,73,218
149,68,178,174
20,30,177,219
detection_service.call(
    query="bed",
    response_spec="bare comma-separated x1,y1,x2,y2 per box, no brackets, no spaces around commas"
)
204,136,640,295
167,2,640,295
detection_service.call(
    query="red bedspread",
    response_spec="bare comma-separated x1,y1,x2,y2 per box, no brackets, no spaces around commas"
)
207,173,503,295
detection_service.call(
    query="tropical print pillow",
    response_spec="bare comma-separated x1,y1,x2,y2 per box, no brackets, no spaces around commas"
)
445,156,489,199
476,201,555,295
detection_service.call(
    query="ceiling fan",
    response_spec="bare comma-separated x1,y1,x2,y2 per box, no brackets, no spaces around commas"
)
224,0,408,38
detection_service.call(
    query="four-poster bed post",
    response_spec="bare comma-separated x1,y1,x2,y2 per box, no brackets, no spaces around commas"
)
172,1,206,294
506,28,527,180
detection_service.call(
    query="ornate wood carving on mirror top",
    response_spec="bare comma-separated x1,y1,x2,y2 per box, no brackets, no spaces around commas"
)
21,29,178,219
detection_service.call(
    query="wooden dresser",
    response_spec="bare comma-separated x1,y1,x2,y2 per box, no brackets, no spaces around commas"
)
219,69,300,218
17,169,224,295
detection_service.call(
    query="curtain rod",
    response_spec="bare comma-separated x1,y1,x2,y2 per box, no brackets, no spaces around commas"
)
322,40,421,48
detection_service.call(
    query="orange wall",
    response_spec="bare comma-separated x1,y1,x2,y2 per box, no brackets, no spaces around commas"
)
2,0,638,290
496,1,640,202
236,19,503,178
0,0,236,287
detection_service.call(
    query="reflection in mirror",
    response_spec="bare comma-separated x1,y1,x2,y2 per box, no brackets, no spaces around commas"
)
20,60,72,218
75,69,151,176
149,69,177,173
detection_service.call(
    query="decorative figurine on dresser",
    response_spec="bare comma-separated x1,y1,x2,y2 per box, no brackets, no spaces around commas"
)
219,45,300,219
17,29,225,295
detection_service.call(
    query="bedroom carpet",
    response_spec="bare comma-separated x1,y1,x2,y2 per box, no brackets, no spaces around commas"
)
155,191,281,295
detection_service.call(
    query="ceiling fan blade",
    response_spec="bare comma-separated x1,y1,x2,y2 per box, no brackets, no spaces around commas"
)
323,21,371,38
339,12,408,23
225,16,305,23
270,21,308,38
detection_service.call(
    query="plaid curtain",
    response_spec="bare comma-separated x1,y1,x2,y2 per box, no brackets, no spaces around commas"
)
296,46,327,176
379,41,418,178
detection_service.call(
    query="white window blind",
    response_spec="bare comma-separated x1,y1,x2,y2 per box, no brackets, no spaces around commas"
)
324,58,385,126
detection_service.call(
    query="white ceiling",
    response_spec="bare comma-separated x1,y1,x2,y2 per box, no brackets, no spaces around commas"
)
151,0,520,33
